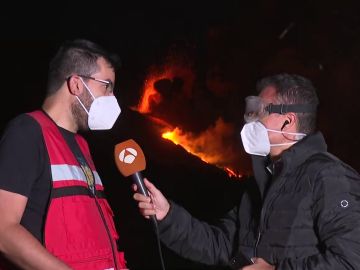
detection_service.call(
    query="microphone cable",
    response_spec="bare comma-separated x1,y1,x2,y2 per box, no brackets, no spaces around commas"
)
151,216,166,270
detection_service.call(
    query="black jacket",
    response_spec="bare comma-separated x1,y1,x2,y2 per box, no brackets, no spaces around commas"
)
157,132,360,269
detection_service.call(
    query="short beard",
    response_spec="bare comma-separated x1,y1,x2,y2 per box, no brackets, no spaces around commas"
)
71,93,93,132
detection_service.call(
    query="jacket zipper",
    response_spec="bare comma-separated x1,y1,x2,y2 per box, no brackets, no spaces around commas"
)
93,193,119,270
254,175,287,259
254,230,261,258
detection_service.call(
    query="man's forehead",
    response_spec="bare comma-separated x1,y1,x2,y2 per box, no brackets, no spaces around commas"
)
259,86,277,103
95,57,115,80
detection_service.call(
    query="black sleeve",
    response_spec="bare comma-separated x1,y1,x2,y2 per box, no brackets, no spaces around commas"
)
0,114,45,197
158,200,238,266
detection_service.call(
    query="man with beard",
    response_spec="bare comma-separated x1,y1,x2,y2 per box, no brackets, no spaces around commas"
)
0,39,127,269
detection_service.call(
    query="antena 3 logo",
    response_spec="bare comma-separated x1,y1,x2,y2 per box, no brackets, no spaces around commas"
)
119,147,138,164
114,139,146,176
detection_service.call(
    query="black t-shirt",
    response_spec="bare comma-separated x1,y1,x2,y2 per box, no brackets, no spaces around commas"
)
0,113,87,243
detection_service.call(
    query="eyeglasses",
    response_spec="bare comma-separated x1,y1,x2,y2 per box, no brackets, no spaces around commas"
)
78,75,114,93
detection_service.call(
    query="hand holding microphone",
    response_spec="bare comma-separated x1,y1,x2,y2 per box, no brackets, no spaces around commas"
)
114,139,170,222
133,178,170,221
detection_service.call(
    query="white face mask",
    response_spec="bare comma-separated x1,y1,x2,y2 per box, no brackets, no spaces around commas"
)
240,121,306,156
76,77,121,130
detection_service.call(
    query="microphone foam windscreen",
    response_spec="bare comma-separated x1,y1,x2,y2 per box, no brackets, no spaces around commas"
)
114,139,146,177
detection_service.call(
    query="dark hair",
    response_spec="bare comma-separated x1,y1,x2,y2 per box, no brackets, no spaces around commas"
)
46,39,121,95
256,73,319,134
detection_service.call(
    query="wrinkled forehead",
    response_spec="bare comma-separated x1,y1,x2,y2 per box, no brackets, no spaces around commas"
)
258,86,278,104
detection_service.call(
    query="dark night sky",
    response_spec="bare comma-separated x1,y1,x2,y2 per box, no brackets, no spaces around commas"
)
1,1,360,269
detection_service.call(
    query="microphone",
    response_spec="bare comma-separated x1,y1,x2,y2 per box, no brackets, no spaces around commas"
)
114,139,166,270
114,139,157,227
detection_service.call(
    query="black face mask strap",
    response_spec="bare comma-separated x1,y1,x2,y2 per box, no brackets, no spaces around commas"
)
265,103,317,114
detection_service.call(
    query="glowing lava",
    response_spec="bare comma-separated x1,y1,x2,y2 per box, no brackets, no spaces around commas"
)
133,65,244,179
161,123,242,179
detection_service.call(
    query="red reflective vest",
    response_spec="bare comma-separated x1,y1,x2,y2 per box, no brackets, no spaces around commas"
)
27,110,127,270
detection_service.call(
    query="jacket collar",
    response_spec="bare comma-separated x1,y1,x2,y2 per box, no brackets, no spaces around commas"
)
279,131,327,175
251,131,327,197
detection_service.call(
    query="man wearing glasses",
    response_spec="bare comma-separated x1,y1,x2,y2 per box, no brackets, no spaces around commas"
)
0,39,127,269
133,73,360,269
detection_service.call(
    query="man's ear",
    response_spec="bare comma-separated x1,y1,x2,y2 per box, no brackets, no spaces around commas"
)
281,113,297,130
281,120,289,130
67,75,83,96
